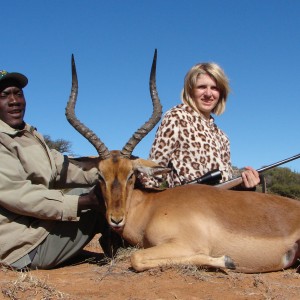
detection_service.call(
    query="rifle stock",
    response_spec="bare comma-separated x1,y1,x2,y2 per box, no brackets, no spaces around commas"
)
216,153,300,190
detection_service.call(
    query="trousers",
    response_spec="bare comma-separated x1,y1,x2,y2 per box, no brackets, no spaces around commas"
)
11,188,104,270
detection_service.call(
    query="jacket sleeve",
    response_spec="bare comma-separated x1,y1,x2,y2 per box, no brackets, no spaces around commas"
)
50,149,99,189
0,146,80,221
138,111,180,188
149,111,180,166
219,130,234,181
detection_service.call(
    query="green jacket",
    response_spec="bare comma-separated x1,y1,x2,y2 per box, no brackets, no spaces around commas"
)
0,120,99,265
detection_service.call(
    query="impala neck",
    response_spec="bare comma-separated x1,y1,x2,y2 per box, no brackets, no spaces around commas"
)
121,189,153,246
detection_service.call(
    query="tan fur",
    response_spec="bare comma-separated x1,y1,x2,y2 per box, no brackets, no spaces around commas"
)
76,152,300,273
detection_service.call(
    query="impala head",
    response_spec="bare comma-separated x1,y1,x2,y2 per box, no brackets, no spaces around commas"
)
66,50,169,230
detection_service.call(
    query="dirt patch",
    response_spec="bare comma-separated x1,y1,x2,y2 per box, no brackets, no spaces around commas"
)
1,234,300,300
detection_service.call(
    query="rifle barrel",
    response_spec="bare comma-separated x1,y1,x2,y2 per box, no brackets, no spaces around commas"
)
216,153,300,189
257,153,300,173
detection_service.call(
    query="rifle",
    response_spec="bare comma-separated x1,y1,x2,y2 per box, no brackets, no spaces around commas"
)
186,169,222,185
215,153,300,190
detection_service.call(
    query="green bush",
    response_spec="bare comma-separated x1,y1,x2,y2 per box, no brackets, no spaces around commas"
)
260,167,300,200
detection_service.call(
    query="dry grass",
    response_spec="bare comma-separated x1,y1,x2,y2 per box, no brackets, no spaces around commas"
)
106,248,300,299
2,247,300,300
1,267,70,300
92,246,138,282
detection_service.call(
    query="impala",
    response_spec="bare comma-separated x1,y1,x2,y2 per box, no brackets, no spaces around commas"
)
65,50,300,273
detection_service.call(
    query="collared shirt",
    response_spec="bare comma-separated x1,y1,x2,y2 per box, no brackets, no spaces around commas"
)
0,120,99,265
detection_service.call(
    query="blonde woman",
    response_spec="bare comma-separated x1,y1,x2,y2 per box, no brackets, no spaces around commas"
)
142,62,260,189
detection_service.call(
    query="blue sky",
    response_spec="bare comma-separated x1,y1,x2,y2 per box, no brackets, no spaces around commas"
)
2,0,300,172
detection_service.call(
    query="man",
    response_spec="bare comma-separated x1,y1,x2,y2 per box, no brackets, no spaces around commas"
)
0,69,105,270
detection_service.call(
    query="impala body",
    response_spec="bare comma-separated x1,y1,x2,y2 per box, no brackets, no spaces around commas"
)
123,183,300,273
66,50,300,273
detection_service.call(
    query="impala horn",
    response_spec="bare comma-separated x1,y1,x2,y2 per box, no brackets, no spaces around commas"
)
65,54,111,160
65,49,162,160
120,49,162,158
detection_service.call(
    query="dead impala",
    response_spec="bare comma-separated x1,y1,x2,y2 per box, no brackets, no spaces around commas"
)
65,50,300,273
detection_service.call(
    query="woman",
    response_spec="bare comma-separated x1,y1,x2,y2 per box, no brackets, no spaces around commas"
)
141,62,260,189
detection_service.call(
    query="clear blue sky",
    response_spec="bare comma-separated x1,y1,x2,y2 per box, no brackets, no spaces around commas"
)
2,0,300,172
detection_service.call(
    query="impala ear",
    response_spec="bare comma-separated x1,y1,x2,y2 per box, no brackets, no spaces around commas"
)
132,158,171,176
69,156,100,171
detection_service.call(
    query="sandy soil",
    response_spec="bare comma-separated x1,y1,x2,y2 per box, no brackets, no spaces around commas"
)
1,234,300,300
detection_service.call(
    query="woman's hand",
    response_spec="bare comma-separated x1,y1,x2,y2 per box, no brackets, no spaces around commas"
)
241,166,260,188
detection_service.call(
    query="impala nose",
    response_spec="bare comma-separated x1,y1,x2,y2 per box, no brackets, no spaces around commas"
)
111,217,123,225
110,215,125,228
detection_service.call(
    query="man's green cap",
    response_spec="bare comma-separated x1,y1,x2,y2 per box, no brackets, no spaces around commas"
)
0,70,28,89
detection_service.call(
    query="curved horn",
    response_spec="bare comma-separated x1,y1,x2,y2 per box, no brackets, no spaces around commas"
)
120,49,162,158
65,54,111,159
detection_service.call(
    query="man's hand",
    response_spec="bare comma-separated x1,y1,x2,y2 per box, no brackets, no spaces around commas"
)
77,185,104,214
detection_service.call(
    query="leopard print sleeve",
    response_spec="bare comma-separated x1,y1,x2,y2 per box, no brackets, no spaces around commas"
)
215,127,234,181
149,109,180,167
149,106,189,187
137,107,182,188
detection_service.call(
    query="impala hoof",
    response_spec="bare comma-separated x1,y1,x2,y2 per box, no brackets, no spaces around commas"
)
225,255,236,269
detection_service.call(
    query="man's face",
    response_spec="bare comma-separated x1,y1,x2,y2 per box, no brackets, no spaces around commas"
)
0,86,26,129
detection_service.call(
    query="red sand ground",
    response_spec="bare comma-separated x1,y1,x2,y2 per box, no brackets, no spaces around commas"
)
1,234,300,300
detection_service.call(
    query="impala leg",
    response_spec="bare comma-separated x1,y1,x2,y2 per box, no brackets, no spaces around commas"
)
282,241,300,269
130,243,235,272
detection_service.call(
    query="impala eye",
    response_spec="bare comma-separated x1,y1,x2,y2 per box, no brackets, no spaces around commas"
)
128,172,135,184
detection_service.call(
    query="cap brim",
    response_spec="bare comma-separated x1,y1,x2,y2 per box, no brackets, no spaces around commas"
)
1,72,28,88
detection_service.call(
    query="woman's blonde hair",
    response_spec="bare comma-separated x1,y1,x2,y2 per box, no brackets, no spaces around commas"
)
181,62,230,115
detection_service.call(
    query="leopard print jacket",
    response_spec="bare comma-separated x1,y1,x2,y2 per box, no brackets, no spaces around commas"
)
141,104,233,188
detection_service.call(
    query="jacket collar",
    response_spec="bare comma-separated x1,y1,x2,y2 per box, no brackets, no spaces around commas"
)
0,119,33,136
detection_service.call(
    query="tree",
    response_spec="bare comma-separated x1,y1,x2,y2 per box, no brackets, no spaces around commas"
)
262,167,300,200
43,134,73,155
232,166,300,200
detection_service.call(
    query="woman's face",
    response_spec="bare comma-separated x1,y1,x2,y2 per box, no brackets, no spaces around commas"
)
192,74,220,119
